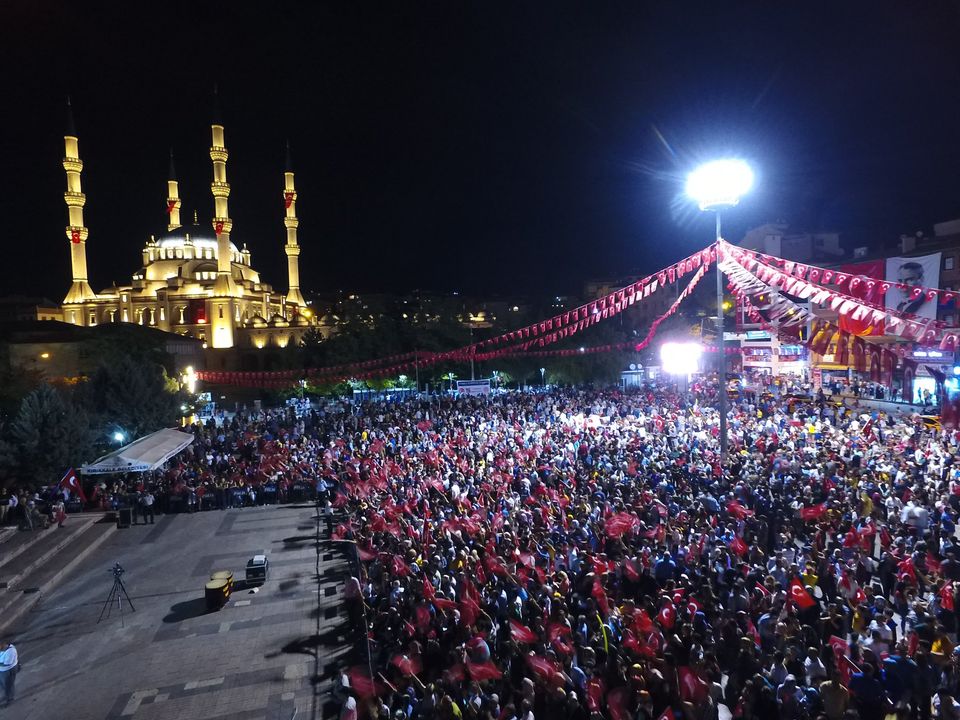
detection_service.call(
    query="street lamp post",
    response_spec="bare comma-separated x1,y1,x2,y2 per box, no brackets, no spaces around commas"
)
686,159,754,463
540,367,546,387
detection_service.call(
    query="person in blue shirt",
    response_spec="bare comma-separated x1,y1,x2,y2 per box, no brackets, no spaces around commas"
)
849,663,888,720
653,551,676,583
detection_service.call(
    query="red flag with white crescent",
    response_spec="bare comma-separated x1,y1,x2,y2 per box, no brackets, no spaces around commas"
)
59,467,87,503
789,577,816,609
214,220,224,236
71,229,81,244
166,199,178,214
284,192,295,209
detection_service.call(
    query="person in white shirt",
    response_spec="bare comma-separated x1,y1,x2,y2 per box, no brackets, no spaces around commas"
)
804,647,828,685
0,640,19,705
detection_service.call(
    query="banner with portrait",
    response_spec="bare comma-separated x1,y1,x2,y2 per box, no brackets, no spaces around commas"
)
885,253,941,331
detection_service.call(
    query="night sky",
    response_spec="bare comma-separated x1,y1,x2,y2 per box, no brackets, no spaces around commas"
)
3,2,960,302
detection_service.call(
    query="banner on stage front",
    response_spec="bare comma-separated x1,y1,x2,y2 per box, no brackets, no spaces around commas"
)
886,252,941,328
457,380,491,396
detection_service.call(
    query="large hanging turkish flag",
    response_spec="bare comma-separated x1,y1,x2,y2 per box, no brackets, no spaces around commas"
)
837,260,884,336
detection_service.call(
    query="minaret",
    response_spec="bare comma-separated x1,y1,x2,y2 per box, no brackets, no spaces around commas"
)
209,89,237,348
166,149,182,231
62,98,97,307
283,141,307,309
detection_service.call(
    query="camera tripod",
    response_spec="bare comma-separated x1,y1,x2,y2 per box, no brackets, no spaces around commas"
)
98,564,136,625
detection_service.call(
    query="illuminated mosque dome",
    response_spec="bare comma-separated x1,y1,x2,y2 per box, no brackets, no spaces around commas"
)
156,225,239,256
57,97,322,350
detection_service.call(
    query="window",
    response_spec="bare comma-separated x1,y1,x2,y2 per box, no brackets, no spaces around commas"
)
218,305,224,319
946,256,956,271
89,311,96,326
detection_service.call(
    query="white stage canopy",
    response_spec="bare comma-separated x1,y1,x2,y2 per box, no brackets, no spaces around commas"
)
80,428,194,475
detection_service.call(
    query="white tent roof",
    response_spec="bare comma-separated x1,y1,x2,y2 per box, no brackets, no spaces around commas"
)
80,428,194,475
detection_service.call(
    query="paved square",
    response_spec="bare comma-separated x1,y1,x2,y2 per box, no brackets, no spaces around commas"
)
5,505,358,720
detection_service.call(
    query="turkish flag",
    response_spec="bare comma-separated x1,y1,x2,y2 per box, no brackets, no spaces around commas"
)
459,597,480,627
838,260,884,335
421,575,436,600
467,660,503,681
658,602,676,630
59,468,87,503
390,654,422,677
347,666,380,698
789,577,816,609
527,654,564,688
677,667,710,704
940,582,955,612
729,535,748,556
605,512,638,538
509,619,538,644
800,503,827,521
357,542,377,562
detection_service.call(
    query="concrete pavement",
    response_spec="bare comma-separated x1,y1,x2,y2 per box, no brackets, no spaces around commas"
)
3,504,359,720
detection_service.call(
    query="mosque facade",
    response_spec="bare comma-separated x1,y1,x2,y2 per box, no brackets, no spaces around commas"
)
59,101,323,350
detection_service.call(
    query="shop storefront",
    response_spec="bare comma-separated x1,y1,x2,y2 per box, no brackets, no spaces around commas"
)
737,330,808,376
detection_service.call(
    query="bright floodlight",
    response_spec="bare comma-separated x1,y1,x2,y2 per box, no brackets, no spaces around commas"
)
660,342,703,376
113,432,125,443
685,159,754,210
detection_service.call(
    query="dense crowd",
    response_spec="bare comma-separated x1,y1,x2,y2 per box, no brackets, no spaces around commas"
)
316,383,960,720
6,377,960,720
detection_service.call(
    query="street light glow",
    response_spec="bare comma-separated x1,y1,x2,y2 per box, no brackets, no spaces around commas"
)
685,159,753,211
113,432,125,443
660,342,703,376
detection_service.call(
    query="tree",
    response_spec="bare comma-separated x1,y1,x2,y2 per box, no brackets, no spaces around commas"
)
82,355,183,439
0,384,95,487
0,364,45,422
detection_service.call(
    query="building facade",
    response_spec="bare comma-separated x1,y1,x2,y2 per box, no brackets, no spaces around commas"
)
58,100,328,351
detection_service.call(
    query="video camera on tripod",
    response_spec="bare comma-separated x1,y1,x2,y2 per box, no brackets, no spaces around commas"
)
99,561,135,624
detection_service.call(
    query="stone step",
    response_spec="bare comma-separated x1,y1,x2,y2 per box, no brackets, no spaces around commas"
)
0,520,115,633
0,525,53,572
0,510,114,575
0,518,96,590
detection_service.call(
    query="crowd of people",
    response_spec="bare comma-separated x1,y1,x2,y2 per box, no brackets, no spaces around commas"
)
5,374,960,720
315,381,960,720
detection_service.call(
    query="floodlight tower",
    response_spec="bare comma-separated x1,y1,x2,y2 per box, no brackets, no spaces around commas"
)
685,159,754,462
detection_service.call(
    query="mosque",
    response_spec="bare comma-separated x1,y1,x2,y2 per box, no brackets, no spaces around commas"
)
59,99,323,351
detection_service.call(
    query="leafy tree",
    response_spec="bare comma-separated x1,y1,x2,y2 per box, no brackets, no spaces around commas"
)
0,384,95,487
0,364,45,422
81,355,184,439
